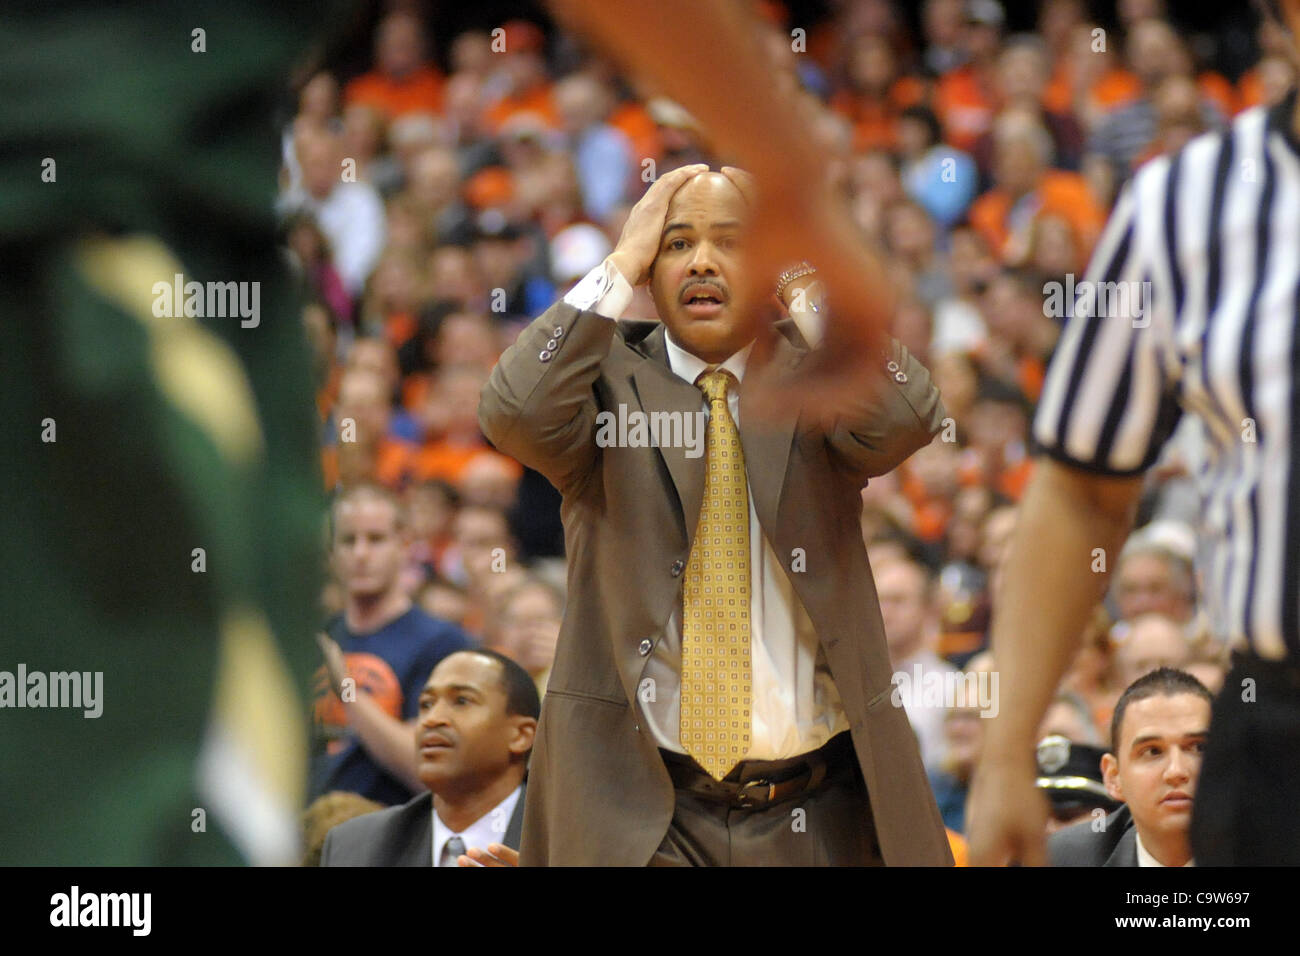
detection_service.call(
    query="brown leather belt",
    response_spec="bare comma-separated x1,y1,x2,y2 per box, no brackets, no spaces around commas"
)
660,731,855,810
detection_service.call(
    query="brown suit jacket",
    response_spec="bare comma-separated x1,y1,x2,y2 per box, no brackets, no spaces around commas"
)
479,300,952,865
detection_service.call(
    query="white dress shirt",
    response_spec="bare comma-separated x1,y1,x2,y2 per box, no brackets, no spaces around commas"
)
563,261,849,760
431,785,522,867
1134,831,1195,867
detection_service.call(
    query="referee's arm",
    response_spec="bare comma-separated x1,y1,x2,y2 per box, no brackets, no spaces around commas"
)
968,176,1183,866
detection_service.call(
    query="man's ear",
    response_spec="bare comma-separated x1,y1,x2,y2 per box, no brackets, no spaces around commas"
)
1101,752,1123,802
509,716,538,758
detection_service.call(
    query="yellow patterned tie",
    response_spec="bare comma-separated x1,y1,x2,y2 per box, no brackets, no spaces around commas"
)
680,368,751,781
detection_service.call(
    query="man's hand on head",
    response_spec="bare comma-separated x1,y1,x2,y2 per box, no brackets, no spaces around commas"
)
607,163,708,286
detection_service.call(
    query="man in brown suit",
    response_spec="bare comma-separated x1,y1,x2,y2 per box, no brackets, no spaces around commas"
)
479,164,952,865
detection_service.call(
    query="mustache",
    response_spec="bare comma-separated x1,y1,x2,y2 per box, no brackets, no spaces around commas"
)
678,277,729,301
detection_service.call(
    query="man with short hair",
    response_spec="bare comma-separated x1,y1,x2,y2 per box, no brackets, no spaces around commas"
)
320,649,538,866
1114,541,1195,624
312,484,474,806
1113,612,1191,688
1049,668,1211,866
480,164,949,865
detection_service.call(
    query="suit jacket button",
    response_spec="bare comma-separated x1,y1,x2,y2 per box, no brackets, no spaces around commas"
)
546,338,559,350
638,639,653,656
552,326,564,337
670,559,684,576
894,371,908,383
539,349,553,362
887,360,900,373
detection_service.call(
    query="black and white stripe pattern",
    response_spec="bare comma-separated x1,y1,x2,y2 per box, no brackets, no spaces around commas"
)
1034,89,1300,662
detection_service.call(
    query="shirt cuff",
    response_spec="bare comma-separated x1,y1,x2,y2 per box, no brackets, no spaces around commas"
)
562,258,634,319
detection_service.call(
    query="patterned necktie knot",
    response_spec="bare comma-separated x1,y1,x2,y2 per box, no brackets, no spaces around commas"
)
697,368,735,405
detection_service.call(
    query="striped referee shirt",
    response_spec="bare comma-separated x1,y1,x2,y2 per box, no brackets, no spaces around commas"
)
1033,88,1300,663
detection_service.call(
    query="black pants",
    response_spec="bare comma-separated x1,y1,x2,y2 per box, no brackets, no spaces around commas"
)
1190,652,1300,865
649,732,883,866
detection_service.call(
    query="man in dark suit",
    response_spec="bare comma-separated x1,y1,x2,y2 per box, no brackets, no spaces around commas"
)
320,649,539,866
1049,668,1212,867
480,164,952,865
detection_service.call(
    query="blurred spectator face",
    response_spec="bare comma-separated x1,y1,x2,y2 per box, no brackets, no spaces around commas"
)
342,104,386,164
848,34,897,92
923,0,964,47
450,31,492,76
1039,0,1085,50
459,455,521,510
909,440,961,499
371,255,422,313
499,21,547,94
406,482,457,544
885,201,935,261
978,505,1018,573
1119,0,1167,28
1114,614,1191,688
385,198,431,253
932,353,978,419
1184,660,1225,695
1151,74,1205,155
1030,214,1081,277
416,652,535,793
1116,550,1193,622
454,506,514,589
941,692,985,778
428,245,482,305
949,226,998,294
1257,54,1298,108
1127,19,1186,90
948,486,993,560
875,560,933,661
992,113,1050,197
850,150,903,205
333,491,408,600
302,302,335,385
1038,697,1101,745
407,147,461,211
335,368,391,444
1101,690,1207,859
299,132,343,201
891,300,932,362
433,313,498,371
473,235,525,293
348,338,400,396
299,72,339,122
419,581,470,626
389,114,443,168
287,217,328,268
996,41,1050,106
376,12,427,80
555,73,611,135
981,271,1039,343
897,114,934,158
961,12,1003,61
443,73,486,134
966,397,1026,454
424,365,488,440
496,583,563,675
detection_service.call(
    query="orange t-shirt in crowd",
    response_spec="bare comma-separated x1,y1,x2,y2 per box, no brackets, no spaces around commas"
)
947,828,969,867
384,310,417,351
1238,68,1265,111
485,84,560,132
321,438,417,489
968,170,1106,263
1043,64,1142,117
935,64,996,152
830,76,927,152
1197,71,1238,119
900,471,953,543
344,66,444,118
412,442,523,485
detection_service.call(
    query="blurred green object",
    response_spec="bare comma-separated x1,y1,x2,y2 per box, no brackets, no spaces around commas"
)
0,1,342,864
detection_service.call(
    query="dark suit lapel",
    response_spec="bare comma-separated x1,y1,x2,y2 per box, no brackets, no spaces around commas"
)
392,792,434,867
1104,807,1139,867
630,326,707,538
737,332,801,534
504,782,526,850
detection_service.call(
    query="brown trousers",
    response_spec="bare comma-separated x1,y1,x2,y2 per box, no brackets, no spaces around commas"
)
649,732,884,866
